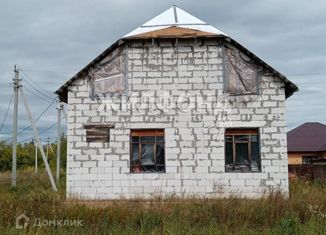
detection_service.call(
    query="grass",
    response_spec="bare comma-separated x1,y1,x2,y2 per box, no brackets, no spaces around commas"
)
0,168,326,234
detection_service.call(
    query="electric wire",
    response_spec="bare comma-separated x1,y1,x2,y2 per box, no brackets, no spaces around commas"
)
19,67,55,100
19,115,65,143
3,97,57,142
22,76,55,101
19,122,58,143
24,84,53,102
0,93,13,132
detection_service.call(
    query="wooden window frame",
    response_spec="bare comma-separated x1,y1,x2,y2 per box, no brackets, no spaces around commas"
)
225,128,261,172
130,129,165,173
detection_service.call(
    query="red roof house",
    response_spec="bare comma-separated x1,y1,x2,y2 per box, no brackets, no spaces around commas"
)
287,122,326,165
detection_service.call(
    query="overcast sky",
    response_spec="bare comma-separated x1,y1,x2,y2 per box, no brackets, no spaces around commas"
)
0,0,325,143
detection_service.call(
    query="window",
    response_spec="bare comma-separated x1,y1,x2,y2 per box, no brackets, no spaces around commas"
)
302,156,319,164
130,129,165,173
225,128,261,172
224,46,261,95
89,47,126,97
84,124,114,143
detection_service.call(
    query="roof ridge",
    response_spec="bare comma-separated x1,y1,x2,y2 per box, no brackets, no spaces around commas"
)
140,23,209,28
287,122,326,137
288,122,326,152
304,122,325,125
173,5,178,23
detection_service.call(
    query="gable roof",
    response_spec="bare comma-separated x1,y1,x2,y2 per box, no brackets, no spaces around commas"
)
55,6,298,102
288,122,326,152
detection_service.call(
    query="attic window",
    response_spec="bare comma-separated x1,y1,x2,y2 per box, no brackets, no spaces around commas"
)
224,46,261,95
90,47,126,97
84,124,114,143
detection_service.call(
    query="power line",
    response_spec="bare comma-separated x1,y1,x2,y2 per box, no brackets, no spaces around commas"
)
19,67,55,100
15,97,56,136
22,75,55,100
0,93,13,132
24,84,53,102
19,114,66,143
1,125,12,133
3,97,57,142
19,67,46,87
19,122,58,143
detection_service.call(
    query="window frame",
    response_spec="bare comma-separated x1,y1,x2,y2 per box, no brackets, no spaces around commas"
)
225,128,261,173
302,155,319,165
130,129,165,174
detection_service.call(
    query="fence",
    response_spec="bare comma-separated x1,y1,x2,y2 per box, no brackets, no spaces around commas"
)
288,164,326,181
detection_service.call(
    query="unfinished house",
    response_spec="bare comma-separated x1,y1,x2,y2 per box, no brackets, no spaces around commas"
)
56,6,298,199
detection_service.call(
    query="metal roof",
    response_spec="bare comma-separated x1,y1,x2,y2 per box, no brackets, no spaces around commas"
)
288,122,326,152
123,6,227,38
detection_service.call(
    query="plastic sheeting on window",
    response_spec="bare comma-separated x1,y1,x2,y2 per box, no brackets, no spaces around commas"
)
89,47,126,97
224,46,261,95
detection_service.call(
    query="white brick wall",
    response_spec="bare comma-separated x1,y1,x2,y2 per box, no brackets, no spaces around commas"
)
66,39,289,199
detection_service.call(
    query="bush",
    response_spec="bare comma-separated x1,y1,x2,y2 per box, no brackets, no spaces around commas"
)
0,135,66,172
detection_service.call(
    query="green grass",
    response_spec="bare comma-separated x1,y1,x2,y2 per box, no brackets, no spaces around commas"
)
0,168,326,234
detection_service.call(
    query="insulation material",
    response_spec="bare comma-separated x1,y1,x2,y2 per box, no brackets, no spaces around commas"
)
127,26,217,39
224,46,261,95
123,6,227,38
90,48,126,97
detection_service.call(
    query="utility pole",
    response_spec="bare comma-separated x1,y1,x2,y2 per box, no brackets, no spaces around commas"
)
46,137,50,159
62,106,67,122
56,101,63,185
20,89,57,191
34,138,38,173
12,65,20,187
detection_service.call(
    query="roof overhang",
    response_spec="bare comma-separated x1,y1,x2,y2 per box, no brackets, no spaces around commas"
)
55,39,123,103
225,37,298,99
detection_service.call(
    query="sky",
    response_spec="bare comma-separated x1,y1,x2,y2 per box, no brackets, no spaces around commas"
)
0,0,325,143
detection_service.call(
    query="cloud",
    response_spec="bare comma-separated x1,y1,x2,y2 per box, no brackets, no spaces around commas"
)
0,0,325,142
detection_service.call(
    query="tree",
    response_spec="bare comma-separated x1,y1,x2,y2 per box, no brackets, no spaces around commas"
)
0,133,67,172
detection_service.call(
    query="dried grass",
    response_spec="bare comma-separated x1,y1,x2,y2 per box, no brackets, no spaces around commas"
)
0,168,326,234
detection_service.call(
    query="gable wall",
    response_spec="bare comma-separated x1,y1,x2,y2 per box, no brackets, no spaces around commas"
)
66,39,288,199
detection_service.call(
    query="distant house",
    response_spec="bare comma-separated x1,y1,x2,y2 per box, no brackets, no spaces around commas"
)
56,6,298,199
288,122,326,165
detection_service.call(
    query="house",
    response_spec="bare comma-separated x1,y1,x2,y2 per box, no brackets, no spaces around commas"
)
56,6,298,199
288,122,326,165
